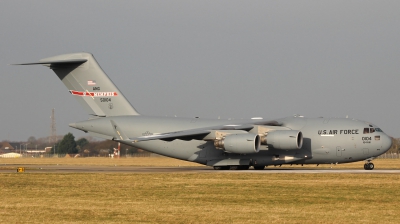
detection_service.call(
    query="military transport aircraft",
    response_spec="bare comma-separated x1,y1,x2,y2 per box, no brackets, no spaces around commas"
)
16,53,392,170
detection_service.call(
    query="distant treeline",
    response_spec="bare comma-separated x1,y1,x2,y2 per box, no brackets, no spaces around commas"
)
51,133,142,156
5,133,141,156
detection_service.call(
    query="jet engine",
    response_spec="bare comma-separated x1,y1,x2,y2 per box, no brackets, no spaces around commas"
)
264,130,303,150
214,133,260,154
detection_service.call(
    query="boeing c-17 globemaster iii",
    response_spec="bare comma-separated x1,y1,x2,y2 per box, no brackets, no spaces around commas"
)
15,53,392,170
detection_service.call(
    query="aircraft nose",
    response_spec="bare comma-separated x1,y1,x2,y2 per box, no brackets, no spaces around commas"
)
381,134,393,152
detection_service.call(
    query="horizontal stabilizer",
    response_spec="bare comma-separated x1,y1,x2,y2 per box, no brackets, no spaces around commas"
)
13,59,87,66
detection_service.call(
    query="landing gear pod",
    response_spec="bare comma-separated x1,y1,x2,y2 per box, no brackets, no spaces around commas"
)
265,130,303,150
214,134,260,154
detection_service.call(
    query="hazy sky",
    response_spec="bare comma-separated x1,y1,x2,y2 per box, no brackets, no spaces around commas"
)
1,1,400,142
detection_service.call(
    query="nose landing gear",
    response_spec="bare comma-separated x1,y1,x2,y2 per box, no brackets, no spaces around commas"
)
364,158,375,170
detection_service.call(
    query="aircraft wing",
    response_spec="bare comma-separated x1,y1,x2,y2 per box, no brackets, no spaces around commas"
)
131,129,212,142
130,120,281,142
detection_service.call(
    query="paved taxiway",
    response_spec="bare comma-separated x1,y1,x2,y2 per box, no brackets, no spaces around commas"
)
1,164,400,173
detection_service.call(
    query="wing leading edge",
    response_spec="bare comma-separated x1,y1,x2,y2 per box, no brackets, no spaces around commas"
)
130,120,282,143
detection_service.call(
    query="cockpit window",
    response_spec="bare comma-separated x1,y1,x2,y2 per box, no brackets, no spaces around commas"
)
364,128,377,134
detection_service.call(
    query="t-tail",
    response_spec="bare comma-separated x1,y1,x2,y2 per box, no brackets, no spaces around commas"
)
15,53,140,117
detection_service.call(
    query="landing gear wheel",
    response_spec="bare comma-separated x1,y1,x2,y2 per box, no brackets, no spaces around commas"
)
364,163,375,170
253,165,265,170
368,163,374,170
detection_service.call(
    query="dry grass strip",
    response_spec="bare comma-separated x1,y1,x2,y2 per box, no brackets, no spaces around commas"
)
1,173,400,223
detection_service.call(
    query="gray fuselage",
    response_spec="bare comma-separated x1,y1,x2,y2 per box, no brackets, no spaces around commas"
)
71,115,392,167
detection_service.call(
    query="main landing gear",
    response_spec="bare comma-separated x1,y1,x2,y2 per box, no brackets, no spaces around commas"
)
253,165,265,170
364,162,374,170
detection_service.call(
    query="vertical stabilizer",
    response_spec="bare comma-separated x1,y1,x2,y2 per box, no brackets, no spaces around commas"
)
17,53,140,116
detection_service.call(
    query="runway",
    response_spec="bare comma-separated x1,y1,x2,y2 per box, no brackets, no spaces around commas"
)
1,164,400,174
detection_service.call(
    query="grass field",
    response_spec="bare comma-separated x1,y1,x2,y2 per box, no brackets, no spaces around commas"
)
1,158,400,223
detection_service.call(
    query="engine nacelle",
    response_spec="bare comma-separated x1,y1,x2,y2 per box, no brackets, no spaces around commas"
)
214,133,260,154
265,130,303,150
